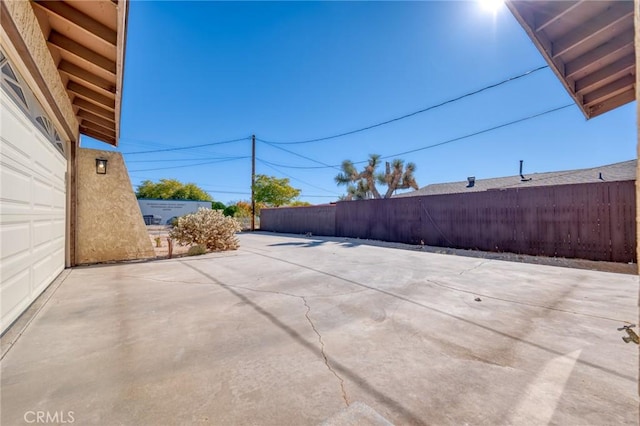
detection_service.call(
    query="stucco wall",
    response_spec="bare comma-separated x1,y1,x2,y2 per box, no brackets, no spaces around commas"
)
76,148,154,264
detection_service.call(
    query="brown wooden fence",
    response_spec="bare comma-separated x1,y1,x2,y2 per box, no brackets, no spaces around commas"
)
260,181,636,262
259,204,336,236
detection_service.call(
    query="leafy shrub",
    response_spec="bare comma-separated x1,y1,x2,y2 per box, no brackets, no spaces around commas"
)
169,208,242,251
223,205,238,217
187,245,207,256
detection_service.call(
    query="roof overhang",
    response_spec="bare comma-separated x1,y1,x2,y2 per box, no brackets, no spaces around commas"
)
31,0,128,146
505,0,636,119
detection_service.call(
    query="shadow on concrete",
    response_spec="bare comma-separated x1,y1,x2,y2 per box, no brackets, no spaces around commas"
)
181,260,428,426
268,239,361,249
258,232,637,275
240,247,636,384
269,240,329,248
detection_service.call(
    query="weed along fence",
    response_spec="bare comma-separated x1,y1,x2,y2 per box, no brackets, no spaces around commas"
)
260,180,636,263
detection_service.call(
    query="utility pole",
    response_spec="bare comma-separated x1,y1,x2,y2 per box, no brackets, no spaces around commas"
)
251,134,256,231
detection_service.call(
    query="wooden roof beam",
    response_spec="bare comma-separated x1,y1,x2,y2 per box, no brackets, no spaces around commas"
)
583,74,635,107
77,109,115,129
564,31,634,78
551,4,633,58
48,31,116,74
80,120,116,138
534,1,582,32
73,98,115,121
574,54,635,94
33,1,117,46
80,126,116,145
588,88,636,118
67,81,115,110
81,127,116,142
58,60,115,93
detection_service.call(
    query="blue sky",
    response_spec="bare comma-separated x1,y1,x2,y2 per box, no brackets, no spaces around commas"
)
81,1,637,205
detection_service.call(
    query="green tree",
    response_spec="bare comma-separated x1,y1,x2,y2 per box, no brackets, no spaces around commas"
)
211,201,226,210
223,205,238,217
253,174,301,207
335,154,418,200
288,200,312,207
136,179,212,201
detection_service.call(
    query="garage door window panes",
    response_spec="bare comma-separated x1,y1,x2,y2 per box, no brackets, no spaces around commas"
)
0,50,65,157
0,61,29,113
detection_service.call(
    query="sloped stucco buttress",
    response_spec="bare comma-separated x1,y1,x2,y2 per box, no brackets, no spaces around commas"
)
76,148,154,264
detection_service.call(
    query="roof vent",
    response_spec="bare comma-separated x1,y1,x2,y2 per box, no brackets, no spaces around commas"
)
520,160,532,182
598,172,604,180
467,176,475,188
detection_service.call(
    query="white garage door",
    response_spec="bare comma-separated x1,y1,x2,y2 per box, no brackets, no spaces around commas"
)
0,51,67,334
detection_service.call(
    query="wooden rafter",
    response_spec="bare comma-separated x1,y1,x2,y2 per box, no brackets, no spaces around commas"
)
506,0,635,119
551,4,633,58
67,81,115,110
80,127,115,145
26,0,127,146
33,1,117,45
77,109,115,129
58,60,115,93
73,98,115,121
81,119,116,138
48,31,116,74
564,32,635,78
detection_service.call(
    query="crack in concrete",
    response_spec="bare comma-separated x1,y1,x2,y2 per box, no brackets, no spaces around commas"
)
220,284,351,407
210,284,351,407
300,295,350,407
458,260,490,276
140,266,352,408
240,248,637,383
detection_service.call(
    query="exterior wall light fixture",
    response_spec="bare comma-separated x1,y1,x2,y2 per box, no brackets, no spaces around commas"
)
96,158,108,174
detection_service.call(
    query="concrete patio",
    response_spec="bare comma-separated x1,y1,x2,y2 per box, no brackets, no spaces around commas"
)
1,232,638,425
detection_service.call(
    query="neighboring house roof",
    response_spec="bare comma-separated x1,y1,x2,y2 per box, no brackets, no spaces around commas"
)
395,159,636,198
505,1,636,119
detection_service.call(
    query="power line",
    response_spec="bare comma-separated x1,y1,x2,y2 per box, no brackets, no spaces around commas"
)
292,195,337,198
128,156,250,172
259,65,549,145
254,158,329,170
126,155,245,163
257,158,340,195
378,103,574,160
198,187,334,198
122,136,251,155
257,103,574,170
258,140,342,170
200,189,251,195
